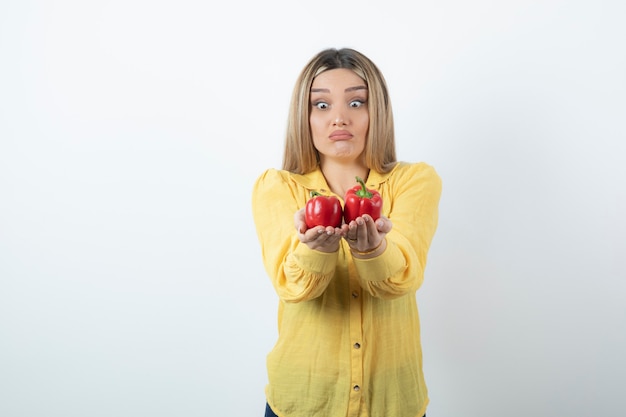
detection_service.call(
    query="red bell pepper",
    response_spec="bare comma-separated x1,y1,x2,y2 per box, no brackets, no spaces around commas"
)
305,191,343,228
343,176,382,223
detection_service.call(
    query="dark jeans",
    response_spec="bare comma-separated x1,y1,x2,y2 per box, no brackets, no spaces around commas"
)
265,403,425,417
265,402,278,417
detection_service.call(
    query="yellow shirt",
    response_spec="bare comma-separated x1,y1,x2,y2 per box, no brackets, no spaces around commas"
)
252,162,442,417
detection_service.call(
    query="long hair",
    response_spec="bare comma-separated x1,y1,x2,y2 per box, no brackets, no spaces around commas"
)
282,48,397,174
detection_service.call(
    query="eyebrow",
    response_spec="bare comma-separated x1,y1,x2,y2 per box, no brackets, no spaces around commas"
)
310,85,368,93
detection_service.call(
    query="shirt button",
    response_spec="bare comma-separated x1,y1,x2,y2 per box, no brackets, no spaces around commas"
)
352,291,359,298
354,343,361,349
353,385,360,391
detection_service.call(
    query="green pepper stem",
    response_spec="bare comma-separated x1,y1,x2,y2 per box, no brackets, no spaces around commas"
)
355,176,373,199
310,190,322,198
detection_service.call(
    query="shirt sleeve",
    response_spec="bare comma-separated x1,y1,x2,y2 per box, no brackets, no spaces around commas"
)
251,169,338,303
353,163,442,299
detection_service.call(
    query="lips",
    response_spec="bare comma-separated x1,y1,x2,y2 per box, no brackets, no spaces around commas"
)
329,130,353,140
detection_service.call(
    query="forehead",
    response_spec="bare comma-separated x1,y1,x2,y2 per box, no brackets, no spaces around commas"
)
311,68,366,90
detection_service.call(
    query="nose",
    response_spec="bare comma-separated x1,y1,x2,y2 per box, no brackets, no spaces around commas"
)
332,114,346,127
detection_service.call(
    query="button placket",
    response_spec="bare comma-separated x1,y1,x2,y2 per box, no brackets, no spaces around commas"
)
347,259,364,416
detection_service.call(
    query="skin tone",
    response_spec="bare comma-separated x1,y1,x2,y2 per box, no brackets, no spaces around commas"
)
293,68,393,257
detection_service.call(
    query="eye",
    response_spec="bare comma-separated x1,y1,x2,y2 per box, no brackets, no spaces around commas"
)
349,100,365,108
313,101,329,110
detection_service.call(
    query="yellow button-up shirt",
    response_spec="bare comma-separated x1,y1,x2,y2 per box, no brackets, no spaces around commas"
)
252,162,442,417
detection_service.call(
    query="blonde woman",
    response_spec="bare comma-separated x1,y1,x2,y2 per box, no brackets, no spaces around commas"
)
252,48,442,417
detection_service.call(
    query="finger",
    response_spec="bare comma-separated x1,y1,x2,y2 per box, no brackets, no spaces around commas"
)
300,226,323,242
311,230,341,250
294,208,307,233
375,216,392,233
364,216,381,241
358,215,372,240
345,222,358,242
315,226,339,240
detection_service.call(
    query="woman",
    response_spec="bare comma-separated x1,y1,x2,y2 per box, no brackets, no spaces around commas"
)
252,47,442,417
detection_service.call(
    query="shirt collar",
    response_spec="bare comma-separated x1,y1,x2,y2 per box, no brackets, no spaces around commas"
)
288,163,400,195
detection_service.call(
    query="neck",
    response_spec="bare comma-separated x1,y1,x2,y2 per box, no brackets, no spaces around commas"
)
319,160,369,198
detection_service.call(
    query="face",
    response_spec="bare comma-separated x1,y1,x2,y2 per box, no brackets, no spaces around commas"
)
309,68,369,165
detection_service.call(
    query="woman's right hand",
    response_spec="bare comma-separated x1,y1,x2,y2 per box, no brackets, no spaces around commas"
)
294,208,343,253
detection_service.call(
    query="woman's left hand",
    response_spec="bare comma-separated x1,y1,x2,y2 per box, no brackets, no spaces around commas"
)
343,215,392,257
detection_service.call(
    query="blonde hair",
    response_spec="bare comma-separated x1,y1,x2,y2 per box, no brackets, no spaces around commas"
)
282,48,397,174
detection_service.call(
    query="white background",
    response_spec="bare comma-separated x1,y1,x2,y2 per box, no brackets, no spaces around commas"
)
1,1,625,416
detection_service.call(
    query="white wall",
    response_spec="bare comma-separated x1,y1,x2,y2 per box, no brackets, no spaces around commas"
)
1,1,624,416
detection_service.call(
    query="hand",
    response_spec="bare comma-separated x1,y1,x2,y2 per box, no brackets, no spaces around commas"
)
343,214,392,257
295,208,344,253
